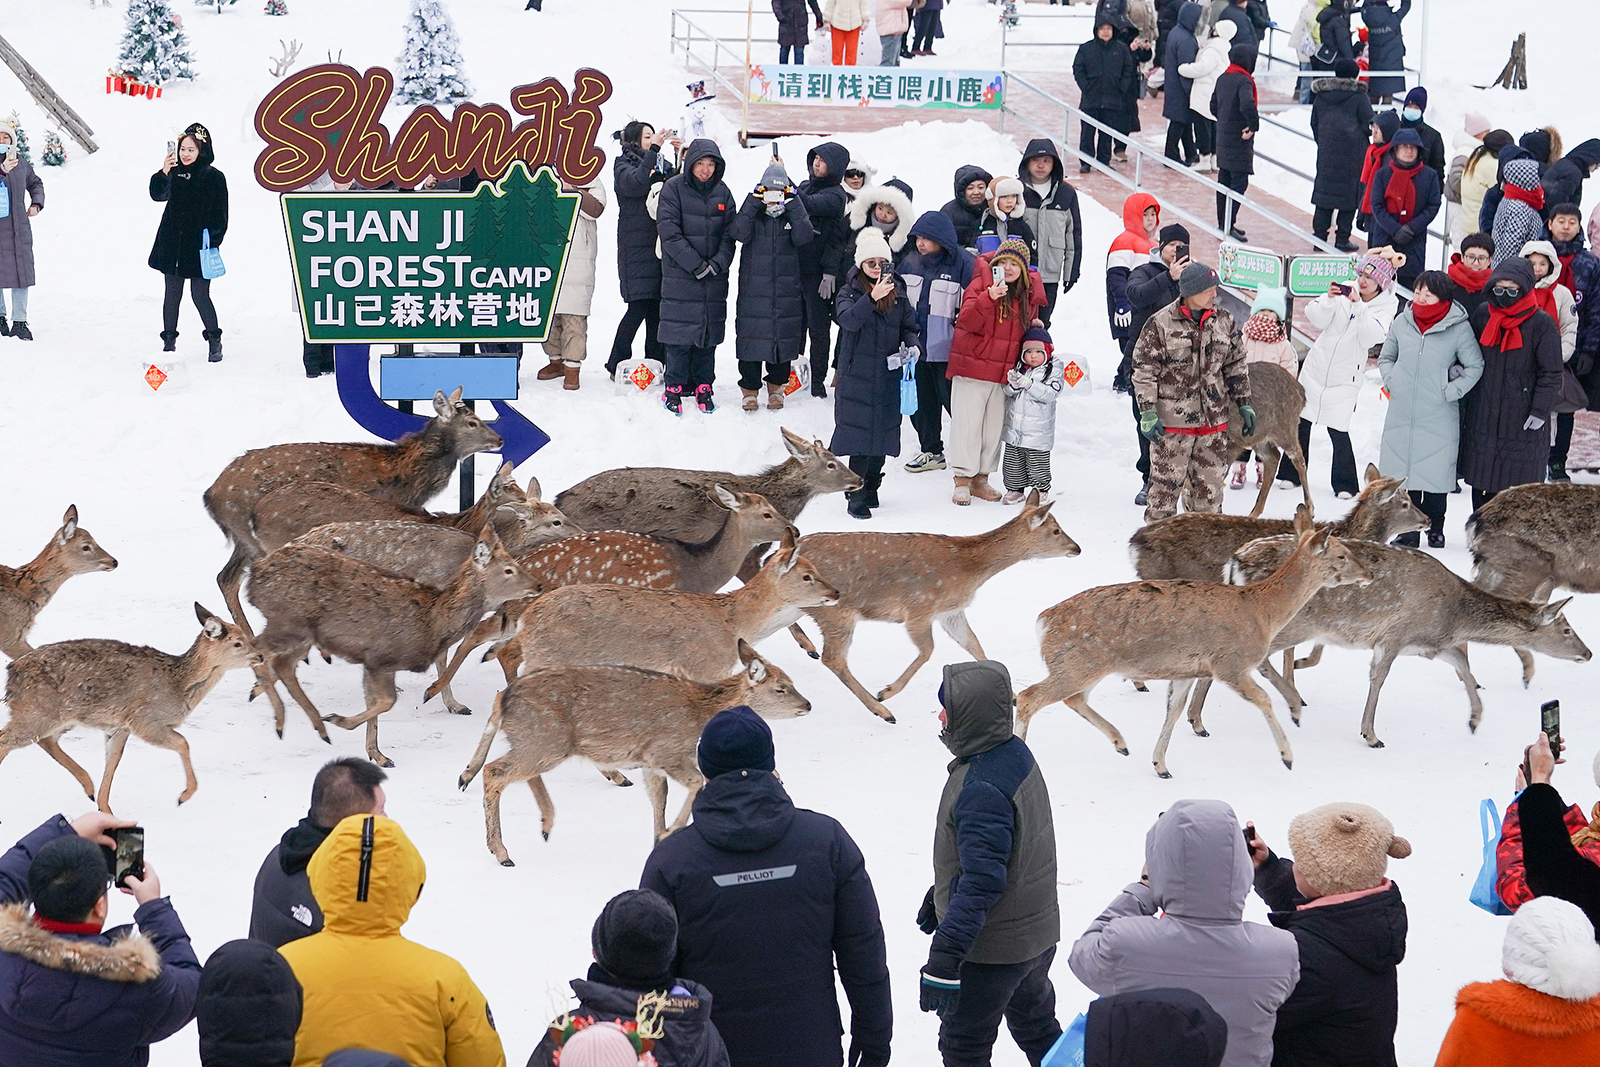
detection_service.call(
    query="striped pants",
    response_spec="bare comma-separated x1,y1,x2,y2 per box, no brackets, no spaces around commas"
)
1002,444,1052,493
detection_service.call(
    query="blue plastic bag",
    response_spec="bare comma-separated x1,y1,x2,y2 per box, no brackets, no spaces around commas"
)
1041,1012,1086,1067
900,361,918,417
0,183,9,219
1469,797,1513,916
200,228,226,280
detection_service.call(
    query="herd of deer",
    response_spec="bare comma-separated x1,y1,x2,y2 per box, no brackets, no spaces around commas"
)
0,384,1597,863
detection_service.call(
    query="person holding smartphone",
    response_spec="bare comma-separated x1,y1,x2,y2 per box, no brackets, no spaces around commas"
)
0,117,43,341
1508,729,1600,939
0,810,200,1066
149,121,228,360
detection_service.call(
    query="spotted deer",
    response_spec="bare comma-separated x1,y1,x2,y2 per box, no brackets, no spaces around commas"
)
0,604,262,812
247,527,537,766
457,641,811,863
204,388,503,634
784,492,1081,722
0,506,118,659
1017,508,1372,777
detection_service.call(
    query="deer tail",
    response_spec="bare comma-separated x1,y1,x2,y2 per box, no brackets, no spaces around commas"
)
458,690,505,791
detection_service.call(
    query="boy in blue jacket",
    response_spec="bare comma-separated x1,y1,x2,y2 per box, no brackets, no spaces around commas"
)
899,210,976,474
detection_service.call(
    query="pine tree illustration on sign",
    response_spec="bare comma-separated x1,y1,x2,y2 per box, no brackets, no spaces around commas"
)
395,0,472,105
116,0,197,85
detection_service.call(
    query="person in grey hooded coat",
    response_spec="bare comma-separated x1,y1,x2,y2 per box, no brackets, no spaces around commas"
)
1069,799,1300,1067
1161,3,1205,165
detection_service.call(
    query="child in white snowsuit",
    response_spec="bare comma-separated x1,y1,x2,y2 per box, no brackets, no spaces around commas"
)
1001,326,1063,502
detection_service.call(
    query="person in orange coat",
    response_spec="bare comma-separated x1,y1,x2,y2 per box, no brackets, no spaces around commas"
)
1433,895,1600,1067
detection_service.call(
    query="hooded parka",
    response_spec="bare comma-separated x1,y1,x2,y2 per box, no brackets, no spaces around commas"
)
830,266,919,458
1069,800,1300,1067
940,164,994,251
1313,2,1353,69
148,128,228,278
1017,141,1084,288
656,139,737,349
1162,2,1204,120
1377,300,1484,491
1368,145,1441,275
250,818,333,949
772,0,812,48
1003,355,1065,451
195,939,303,1067
797,141,852,279
899,211,975,363
276,816,505,1067
613,141,675,302
0,157,42,289
1212,50,1260,175
730,182,814,363
1073,29,1139,113
846,183,915,257
1543,139,1600,215
1361,0,1410,101
1310,77,1374,210
1298,287,1398,431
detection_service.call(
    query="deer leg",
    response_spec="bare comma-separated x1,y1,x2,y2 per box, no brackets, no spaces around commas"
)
642,769,671,842
1358,649,1401,748
529,775,556,840
425,614,502,703
1516,647,1537,687
814,613,898,723
1287,444,1313,517
1255,657,1307,727
218,544,258,636
1016,675,1069,742
936,610,988,660
34,734,96,801
1153,679,1199,778
132,724,198,806
348,670,398,767
495,641,524,682
95,729,133,814
1185,677,1213,736
1438,643,1487,733
272,653,331,743
1063,690,1130,755
659,758,704,839
432,653,471,716
789,621,820,659
1218,670,1294,769
480,756,516,865
1247,441,1280,518
877,619,937,703
0,638,34,659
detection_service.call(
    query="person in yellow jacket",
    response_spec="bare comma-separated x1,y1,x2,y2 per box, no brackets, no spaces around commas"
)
277,815,505,1067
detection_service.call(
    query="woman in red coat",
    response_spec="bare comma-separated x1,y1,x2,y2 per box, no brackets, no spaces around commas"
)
947,237,1047,504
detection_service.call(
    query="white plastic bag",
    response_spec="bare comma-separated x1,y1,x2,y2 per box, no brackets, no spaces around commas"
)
614,357,666,396
141,358,192,396
1057,354,1092,398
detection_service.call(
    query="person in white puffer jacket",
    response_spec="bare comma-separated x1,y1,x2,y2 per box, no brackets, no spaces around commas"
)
1001,327,1065,503
824,0,874,65
1178,19,1234,172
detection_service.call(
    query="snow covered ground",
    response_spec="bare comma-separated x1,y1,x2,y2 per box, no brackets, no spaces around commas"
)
0,1,1596,1064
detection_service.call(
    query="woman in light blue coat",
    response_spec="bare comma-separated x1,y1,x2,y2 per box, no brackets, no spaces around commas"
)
1377,269,1484,548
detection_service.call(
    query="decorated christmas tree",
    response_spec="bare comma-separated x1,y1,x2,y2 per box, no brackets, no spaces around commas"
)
195,0,239,11
264,0,287,13
394,0,472,105
7,114,30,163
117,0,197,85
41,131,65,167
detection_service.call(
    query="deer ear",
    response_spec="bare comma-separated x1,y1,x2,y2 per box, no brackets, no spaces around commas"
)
432,390,454,419
1293,504,1313,537
491,463,518,498
714,483,741,510
736,638,757,667
202,616,226,640
780,427,808,458
1025,488,1041,507
1309,528,1333,554
62,505,79,527
57,514,78,544
748,656,768,684
1536,598,1574,625
1028,501,1055,529
1364,463,1381,485
524,474,541,502
194,601,213,626
448,386,465,407
472,539,493,569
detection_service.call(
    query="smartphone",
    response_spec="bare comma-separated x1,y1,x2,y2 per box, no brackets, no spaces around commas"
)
1174,242,1190,262
1332,281,1353,297
1242,825,1257,846
991,264,1005,287
167,139,176,156
101,827,144,888
1542,699,1562,760
771,140,780,159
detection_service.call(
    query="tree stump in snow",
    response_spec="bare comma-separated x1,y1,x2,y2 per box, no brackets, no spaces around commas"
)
1482,33,1528,91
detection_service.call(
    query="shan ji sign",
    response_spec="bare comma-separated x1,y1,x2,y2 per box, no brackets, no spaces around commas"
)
282,161,580,344
746,65,1003,109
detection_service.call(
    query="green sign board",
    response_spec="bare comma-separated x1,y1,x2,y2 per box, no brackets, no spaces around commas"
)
1217,242,1284,291
282,161,579,344
1287,253,1360,297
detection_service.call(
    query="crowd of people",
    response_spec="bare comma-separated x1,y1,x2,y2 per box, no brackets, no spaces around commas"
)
9,671,1600,1067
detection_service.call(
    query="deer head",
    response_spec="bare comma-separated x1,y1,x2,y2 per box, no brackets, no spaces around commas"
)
735,639,811,718
194,601,264,669
473,526,540,606
432,387,504,455
713,485,799,541
1523,598,1593,663
1014,491,1081,559
781,427,863,493
765,529,840,607
55,505,119,574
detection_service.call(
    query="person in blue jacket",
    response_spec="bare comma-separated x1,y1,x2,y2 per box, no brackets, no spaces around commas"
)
1360,0,1410,105
640,706,891,1067
0,811,201,1067
899,210,976,475
1368,127,1440,289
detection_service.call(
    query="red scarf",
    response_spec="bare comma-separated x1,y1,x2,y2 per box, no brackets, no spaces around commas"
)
1559,253,1577,294
1411,299,1451,333
33,915,104,935
1505,182,1546,211
1479,291,1540,352
1226,64,1258,104
1530,280,1560,324
1448,254,1492,294
1382,160,1420,223
1360,144,1389,212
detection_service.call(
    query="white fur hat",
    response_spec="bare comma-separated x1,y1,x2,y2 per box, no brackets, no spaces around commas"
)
986,176,1026,218
1503,897,1600,1001
854,226,893,267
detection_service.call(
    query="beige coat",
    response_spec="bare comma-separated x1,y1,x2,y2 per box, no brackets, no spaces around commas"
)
874,0,913,35
825,0,874,32
553,177,608,318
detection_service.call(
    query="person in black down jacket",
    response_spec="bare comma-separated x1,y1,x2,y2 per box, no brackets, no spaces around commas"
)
640,706,891,1067
527,890,730,1067
195,940,303,1067
1542,139,1600,220
1248,804,1411,1067
657,138,737,415
606,121,679,376
1086,988,1228,1067
149,121,228,360
940,163,993,253
1312,0,1354,74
1074,19,1138,169
731,160,813,411
1310,60,1373,251
1162,2,1204,165
249,758,387,949
1361,0,1410,104
796,140,852,397
1368,128,1440,289
831,227,921,519
919,660,1062,1067
1214,0,1258,51
1460,257,1565,509
0,811,201,1067
1516,731,1600,940
1212,45,1259,239
1397,85,1446,188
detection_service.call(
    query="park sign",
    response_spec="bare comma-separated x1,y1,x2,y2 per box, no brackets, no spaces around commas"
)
1287,253,1359,297
282,161,579,344
1217,242,1283,291
747,64,1003,109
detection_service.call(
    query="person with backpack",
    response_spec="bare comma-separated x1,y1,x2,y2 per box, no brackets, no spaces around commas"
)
1017,140,1084,327
899,210,975,475
731,160,814,412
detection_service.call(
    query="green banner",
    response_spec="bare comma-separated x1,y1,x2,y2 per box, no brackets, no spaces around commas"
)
1287,253,1360,297
1217,243,1284,291
282,161,579,343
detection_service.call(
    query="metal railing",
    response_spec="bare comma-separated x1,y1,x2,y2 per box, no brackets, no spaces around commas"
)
668,9,753,103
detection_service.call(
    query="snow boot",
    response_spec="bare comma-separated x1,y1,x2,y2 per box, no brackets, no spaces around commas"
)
0,316,8,336
562,363,581,390
846,491,872,520
1228,461,1247,490
742,388,760,411
952,476,972,505
1002,489,1025,504
1427,530,1446,549
203,329,223,362
1391,532,1420,548
663,384,684,415
1134,484,1149,506
161,330,178,352
536,360,565,381
766,383,785,410
861,472,882,509
9,321,31,341
695,384,716,413
1549,461,1571,483
969,473,1001,502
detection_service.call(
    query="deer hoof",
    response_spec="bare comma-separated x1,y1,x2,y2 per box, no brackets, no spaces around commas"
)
1133,682,1149,693
321,734,332,745
248,684,261,703
274,727,283,739
1367,738,1385,749
1116,745,1130,756
1469,720,1479,734
499,858,516,867
448,706,473,716
807,650,820,660
1195,728,1210,738
1155,767,1172,780
374,756,395,768
883,712,897,724
423,684,440,702
458,776,470,792
1282,758,1294,769
541,830,551,841
321,652,332,664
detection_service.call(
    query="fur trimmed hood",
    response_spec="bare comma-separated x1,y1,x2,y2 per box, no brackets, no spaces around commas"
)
1311,77,1366,94
848,184,916,252
1456,979,1600,1038
0,902,161,983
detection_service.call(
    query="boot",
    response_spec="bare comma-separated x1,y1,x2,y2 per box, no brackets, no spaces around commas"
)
0,316,8,336
1228,461,1247,490
1002,489,1025,504
1134,484,1149,506
1549,461,1571,483
695,384,715,413
161,330,178,353
742,388,760,411
536,360,565,380
766,382,785,410
846,491,872,520
663,384,684,415
862,473,882,509
9,321,31,341
969,473,1001,502
1427,530,1446,549
1335,235,1360,253
952,476,972,506
562,363,581,390
203,328,223,362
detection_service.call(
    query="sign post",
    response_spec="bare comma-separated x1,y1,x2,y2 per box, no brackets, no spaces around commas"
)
1287,253,1360,297
1217,242,1284,291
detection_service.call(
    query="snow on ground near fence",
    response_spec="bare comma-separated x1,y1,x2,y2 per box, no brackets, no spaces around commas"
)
0,1,1595,1063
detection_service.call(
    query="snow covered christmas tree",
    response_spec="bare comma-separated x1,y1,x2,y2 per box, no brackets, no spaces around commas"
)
264,0,288,14
395,0,472,106
42,131,65,167
7,115,30,163
116,0,197,86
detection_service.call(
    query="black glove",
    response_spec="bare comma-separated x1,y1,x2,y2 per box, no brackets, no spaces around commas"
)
848,1039,891,1067
919,935,964,1017
1393,224,1415,246
916,885,938,934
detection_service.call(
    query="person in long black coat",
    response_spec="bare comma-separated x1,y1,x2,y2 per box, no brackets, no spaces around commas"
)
731,161,814,410
1074,19,1138,167
149,121,227,359
1361,0,1410,103
1542,138,1600,218
772,0,813,63
1155,0,1184,66
1310,63,1373,250
1460,258,1565,508
1214,0,1258,51
796,140,851,396
656,138,737,413
607,122,679,375
1162,2,1204,164
1212,45,1259,237
831,227,920,519
1310,0,1355,74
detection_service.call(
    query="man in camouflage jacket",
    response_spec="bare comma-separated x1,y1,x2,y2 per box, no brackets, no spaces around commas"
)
1131,261,1254,522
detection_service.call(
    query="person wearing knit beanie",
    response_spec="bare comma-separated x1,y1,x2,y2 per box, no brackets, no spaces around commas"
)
977,177,1037,265
696,706,775,780
1246,805,1410,1066
557,1022,644,1067
1463,111,1491,139
1157,223,1190,249
854,225,893,269
991,236,1032,274
1356,251,1397,291
591,890,678,989
1178,261,1218,298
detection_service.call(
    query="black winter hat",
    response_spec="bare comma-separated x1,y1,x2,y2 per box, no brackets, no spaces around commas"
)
27,835,109,923
697,705,775,779
1227,44,1257,70
196,940,303,1067
1334,58,1360,79
1179,262,1220,298
1159,224,1191,247
1086,988,1228,1067
591,889,678,989
1488,257,1536,295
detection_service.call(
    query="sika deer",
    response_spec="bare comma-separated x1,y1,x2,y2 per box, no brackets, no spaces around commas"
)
1017,509,1372,777
554,428,862,579
247,527,537,766
0,604,262,812
512,529,839,682
1187,535,1593,747
785,492,1081,722
1468,483,1600,684
1223,362,1313,519
457,641,811,863
205,388,503,634
0,507,118,659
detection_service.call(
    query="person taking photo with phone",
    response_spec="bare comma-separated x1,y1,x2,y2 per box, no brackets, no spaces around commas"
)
150,122,228,361
1505,730,1600,940
0,810,200,1066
